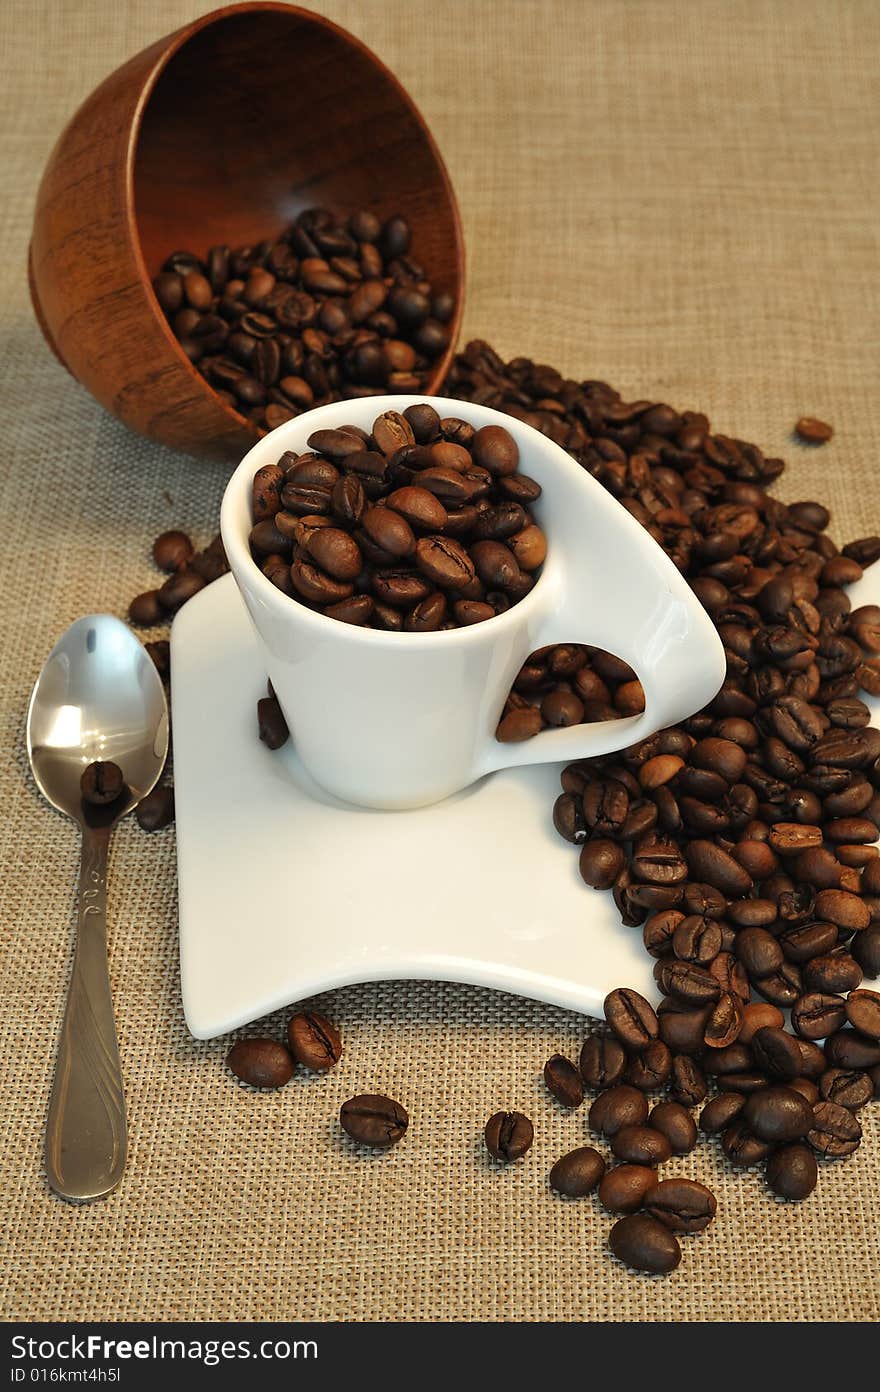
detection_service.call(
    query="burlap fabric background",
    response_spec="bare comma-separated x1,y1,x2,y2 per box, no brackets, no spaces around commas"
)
2,0,878,1322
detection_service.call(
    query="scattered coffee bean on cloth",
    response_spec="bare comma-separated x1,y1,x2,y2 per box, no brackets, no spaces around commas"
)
248,406,546,631
154,207,455,434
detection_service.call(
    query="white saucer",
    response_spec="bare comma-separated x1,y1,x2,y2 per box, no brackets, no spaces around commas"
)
172,575,653,1037
172,569,880,1039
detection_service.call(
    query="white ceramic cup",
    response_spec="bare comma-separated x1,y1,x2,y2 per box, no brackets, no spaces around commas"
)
221,396,726,809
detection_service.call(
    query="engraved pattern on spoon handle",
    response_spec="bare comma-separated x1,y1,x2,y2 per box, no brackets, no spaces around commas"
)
45,825,127,1202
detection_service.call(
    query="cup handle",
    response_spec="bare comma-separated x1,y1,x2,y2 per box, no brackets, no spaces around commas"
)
474,475,727,778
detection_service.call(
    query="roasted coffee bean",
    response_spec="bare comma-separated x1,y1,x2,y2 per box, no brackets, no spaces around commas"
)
157,569,207,611
609,1215,681,1274
751,1026,803,1080
610,1124,672,1167
497,707,544,742
778,920,839,963
549,1146,605,1197
658,1001,711,1054
791,992,847,1040
802,952,863,995
227,1038,293,1089
845,988,880,1038
543,1054,584,1108
579,1035,627,1090
648,1101,698,1155
257,695,289,749
738,1002,785,1044
673,914,722,964
578,838,625,889
129,590,164,626
588,1085,649,1138
604,988,658,1051
766,1142,819,1200
852,927,880,978
735,927,783,979
700,1092,746,1134
341,1094,409,1148
818,1067,873,1110
686,840,753,896
152,529,193,572
598,1164,657,1214
824,1029,880,1069
794,417,833,444
657,960,721,1006
626,1041,673,1091
643,1178,717,1233
286,1010,342,1071
135,784,175,831
807,1100,862,1157
80,760,124,806
704,992,744,1048
722,1120,772,1167
669,1055,708,1108
743,1085,814,1142
484,1110,533,1162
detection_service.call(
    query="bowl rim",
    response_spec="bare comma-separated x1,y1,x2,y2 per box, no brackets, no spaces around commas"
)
220,394,571,649
122,1,466,445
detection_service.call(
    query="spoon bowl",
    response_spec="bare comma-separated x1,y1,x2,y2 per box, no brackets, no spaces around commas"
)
26,614,168,1202
27,615,169,826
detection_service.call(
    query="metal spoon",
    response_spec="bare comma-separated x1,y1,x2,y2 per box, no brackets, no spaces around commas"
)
26,615,169,1202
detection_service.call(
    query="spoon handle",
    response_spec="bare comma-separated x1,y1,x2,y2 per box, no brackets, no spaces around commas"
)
45,825,127,1202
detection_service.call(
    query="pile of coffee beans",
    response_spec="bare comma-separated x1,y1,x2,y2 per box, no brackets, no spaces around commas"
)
249,407,546,629
153,209,454,433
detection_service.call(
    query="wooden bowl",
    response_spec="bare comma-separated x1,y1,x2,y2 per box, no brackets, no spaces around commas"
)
29,2,464,463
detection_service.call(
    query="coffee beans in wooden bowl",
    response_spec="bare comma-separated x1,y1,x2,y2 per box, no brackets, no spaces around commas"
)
154,208,455,435
248,407,546,630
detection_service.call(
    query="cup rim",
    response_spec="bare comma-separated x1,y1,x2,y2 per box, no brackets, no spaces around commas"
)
220,395,566,648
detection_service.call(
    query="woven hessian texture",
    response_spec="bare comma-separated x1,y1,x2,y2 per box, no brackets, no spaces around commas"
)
2,0,879,1322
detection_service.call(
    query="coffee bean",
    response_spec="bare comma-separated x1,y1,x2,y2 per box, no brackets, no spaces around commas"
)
648,1101,697,1155
795,417,833,444
604,988,658,1051
669,1055,708,1108
803,952,863,995
845,988,880,1038
852,927,880,978
257,695,289,749
484,1110,533,1162
766,1143,819,1200
227,1038,293,1089
157,568,206,611
579,839,626,890
818,1067,873,1110
589,1085,649,1138
598,1165,656,1215
341,1094,409,1148
610,1124,672,1166
735,927,784,979
824,1028,880,1069
791,991,847,1040
738,1002,785,1044
643,1178,717,1233
686,840,753,896
135,784,174,831
722,1120,772,1167
626,1040,673,1091
699,1092,746,1134
549,1146,605,1197
80,760,125,806
286,1010,342,1071
152,529,194,572
807,1100,862,1157
751,1026,803,1080
579,1035,627,1090
543,1054,584,1108
129,589,164,626
743,1085,814,1142
609,1215,681,1274
497,707,544,742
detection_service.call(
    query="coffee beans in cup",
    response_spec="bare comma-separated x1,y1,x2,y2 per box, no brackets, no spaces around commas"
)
249,408,546,631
